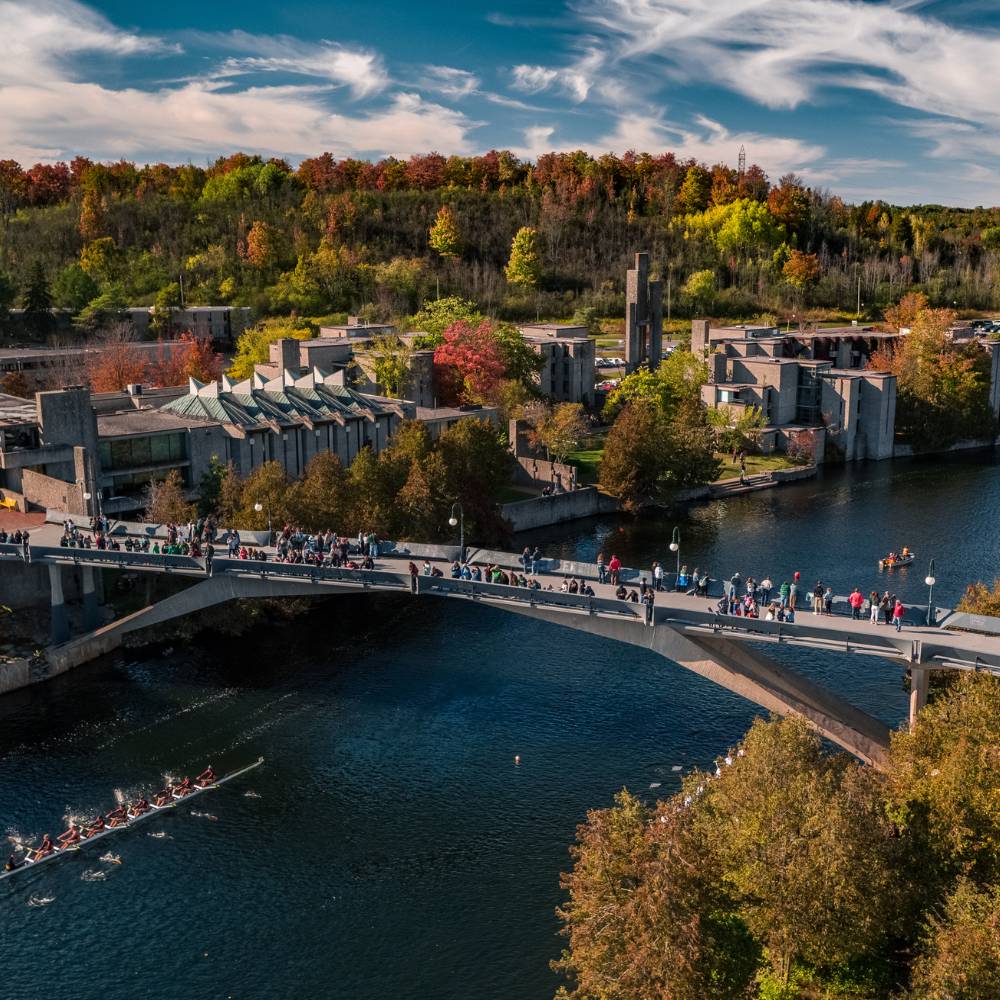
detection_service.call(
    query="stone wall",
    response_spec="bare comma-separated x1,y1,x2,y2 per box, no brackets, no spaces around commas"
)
501,487,618,532
21,467,87,514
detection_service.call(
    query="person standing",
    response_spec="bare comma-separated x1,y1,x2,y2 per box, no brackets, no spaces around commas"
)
652,561,663,592
880,591,892,625
760,575,772,605
869,590,880,624
779,580,790,608
892,598,906,632
521,546,531,575
788,579,799,611
596,552,607,584
812,581,824,615
849,587,864,620
531,546,542,575
824,586,834,615
643,586,655,626
608,554,622,586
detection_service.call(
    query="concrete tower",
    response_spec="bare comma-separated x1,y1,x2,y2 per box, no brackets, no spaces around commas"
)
625,252,663,373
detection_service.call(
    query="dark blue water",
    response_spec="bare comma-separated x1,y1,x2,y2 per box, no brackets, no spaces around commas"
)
1,453,997,1000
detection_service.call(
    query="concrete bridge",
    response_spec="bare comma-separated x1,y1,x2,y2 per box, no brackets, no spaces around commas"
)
5,525,1000,771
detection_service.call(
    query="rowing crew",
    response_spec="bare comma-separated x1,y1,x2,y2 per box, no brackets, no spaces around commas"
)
4,766,216,871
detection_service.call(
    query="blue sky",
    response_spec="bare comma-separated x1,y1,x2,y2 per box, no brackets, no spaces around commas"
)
4,0,1000,206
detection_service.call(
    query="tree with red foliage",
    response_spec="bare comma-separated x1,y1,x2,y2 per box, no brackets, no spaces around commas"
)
150,333,222,387
433,320,507,405
85,327,147,392
297,152,337,193
25,163,71,206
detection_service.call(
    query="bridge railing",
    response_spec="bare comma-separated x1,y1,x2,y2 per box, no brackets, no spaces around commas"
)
416,573,646,621
0,542,205,575
215,557,412,593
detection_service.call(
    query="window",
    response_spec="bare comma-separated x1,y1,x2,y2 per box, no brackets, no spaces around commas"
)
101,433,186,470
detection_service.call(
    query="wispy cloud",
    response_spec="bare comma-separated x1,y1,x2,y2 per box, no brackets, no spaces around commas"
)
189,30,388,99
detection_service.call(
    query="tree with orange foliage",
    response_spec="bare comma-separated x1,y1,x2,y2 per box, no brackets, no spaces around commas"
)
150,333,222,387
85,325,147,392
782,250,821,290
883,291,929,333
243,220,276,270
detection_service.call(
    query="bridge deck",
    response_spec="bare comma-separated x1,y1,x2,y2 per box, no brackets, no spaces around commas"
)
4,524,999,674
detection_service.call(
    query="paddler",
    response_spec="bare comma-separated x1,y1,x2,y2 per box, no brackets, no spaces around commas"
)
86,814,106,837
57,824,82,847
106,804,128,828
30,834,56,859
4,853,21,872
172,776,193,797
152,787,172,807
195,765,216,787
130,796,150,817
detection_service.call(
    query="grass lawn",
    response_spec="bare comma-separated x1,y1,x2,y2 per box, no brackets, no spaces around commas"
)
567,430,609,485
714,452,809,480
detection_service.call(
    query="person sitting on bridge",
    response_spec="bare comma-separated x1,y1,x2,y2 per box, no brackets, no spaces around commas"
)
568,578,579,594
430,565,444,578
471,565,482,582
581,582,594,597
628,589,639,603
560,577,569,593
615,584,627,600
450,561,461,578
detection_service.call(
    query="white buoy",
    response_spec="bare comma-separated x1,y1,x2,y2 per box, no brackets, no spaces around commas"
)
514,755,521,765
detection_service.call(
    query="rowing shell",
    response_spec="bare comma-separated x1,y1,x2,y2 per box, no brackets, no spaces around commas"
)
0,757,264,883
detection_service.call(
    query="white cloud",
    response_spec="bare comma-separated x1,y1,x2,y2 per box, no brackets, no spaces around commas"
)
421,65,480,98
0,0,475,163
574,0,1000,163
511,65,560,94
210,30,389,99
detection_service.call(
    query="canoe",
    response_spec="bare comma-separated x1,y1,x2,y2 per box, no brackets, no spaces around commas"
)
879,555,915,571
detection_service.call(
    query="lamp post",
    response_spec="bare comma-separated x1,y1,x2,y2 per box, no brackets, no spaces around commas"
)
925,558,936,626
448,502,465,562
669,526,680,582
254,501,272,546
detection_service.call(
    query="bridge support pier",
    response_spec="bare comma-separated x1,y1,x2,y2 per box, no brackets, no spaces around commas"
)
48,564,70,645
81,565,100,631
909,665,929,729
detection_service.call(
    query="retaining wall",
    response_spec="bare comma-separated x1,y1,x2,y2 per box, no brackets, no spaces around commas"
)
501,487,619,531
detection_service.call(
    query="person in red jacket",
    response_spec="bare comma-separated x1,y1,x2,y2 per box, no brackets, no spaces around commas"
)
608,554,622,586
893,599,905,632
848,587,865,620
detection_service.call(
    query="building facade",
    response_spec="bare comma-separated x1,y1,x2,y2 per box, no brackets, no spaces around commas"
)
519,324,596,407
700,329,897,461
625,252,663,373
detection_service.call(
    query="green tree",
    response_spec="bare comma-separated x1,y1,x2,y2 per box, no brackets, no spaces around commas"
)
889,672,1000,884
79,237,121,285
228,319,315,380
677,164,712,213
982,226,1000,251
217,462,244,526
505,226,543,287
410,295,483,342
683,269,715,315
22,261,52,318
531,403,588,463
599,401,670,510
493,322,544,387
707,404,767,454
570,306,602,337
52,264,99,313
196,457,227,518
554,791,758,1000
236,461,292,531
365,334,413,398
428,205,461,259
911,880,1000,999
150,283,181,335
696,717,904,986
144,469,194,524
289,451,351,530
683,198,786,257
603,350,708,421
75,284,127,332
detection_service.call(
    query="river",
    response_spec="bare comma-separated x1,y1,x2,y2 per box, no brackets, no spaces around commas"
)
1,453,998,1000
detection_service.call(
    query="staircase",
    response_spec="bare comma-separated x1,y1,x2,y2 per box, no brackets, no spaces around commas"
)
709,472,777,498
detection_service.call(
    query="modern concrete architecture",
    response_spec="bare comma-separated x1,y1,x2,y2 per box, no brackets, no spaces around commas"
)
519,324,596,407
126,306,251,344
625,252,663,373
699,323,898,461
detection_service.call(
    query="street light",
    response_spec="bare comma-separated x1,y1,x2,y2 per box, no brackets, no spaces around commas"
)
254,501,272,546
669,526,680,580
925,558,936,626
448,502,465,562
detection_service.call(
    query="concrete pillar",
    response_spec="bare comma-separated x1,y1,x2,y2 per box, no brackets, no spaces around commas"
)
909,665,929,729
49,564,70,645
81,565,100,630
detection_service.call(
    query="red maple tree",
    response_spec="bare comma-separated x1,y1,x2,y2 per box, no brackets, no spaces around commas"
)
433,320,507,405
150,333,222,386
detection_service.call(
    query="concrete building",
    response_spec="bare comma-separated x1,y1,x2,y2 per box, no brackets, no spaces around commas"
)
625,252,663,373
519,324,596,407
126,306,251,345
701,330,897,461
